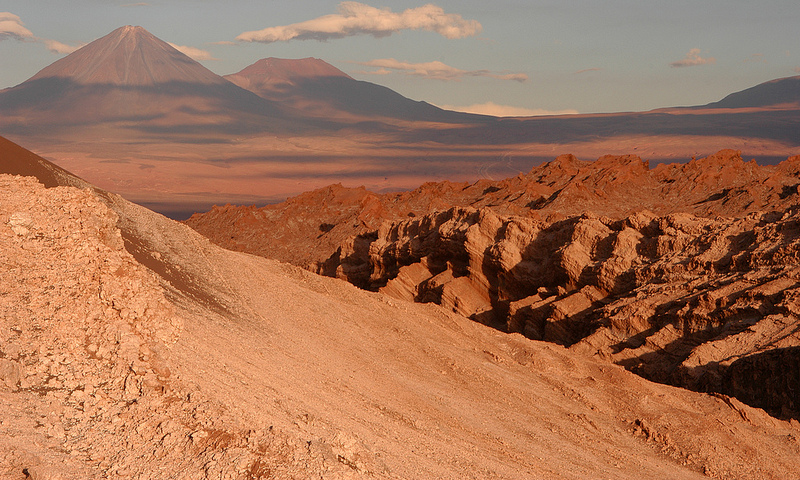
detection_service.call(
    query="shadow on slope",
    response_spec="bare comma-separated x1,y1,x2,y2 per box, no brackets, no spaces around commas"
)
703,76,800,109
399,108,800,153
266,75,493,123
0,77,341,136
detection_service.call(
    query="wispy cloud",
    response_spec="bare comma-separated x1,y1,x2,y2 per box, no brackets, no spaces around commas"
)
236,2,481,43
1,12,81,54
211,40,238,46
356,58,527,82
168,42,217,61
0,12,34,40
670,48,715,68
43,39,81,54
744,53,765,64
574,67,602,74
440,102,579,117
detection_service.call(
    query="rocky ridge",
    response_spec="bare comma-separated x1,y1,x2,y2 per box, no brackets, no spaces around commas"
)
0,175,324,479
5,137,800,478
187,150,800,269
187,150,800,419
329,202,800,417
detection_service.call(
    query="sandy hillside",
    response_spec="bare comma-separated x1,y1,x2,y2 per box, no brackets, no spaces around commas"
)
187,149,800,422
1,139,800,478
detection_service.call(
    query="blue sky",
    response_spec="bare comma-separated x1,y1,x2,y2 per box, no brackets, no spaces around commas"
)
1,0,799,115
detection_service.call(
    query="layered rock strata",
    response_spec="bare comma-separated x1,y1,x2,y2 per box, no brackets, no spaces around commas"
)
187,150,800,419
5,137,800,478
320,201,800,418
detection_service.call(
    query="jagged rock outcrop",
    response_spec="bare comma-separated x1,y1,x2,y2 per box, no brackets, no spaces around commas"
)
186,150,800,419
317,200,800,418
6,137,800,479
188,150,800,269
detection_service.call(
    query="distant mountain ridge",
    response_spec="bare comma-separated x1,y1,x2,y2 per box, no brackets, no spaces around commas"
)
225,57,487,122
0,25,797,217
0,26,292,134
1,25,798,127
1,25,797,130
225,57,352,89
703,75,800,109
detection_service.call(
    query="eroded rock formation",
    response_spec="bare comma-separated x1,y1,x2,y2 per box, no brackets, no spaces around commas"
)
4,136,800,479
188,150,800,269
187,150,800,419
321,200,800,418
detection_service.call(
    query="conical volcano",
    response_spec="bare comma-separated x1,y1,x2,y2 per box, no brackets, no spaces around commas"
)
0,26,290,136
224,57,352,93
29,25,226,87
225,57,482,122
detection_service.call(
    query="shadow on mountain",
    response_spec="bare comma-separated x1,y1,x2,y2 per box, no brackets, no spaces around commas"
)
396,107,800,150
703,76,800,109
281,76,493,123
0,76,343,136
719,346,800,420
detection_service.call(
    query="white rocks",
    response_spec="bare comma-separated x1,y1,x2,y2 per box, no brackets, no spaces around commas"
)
8,211,34,236
0,359,22,391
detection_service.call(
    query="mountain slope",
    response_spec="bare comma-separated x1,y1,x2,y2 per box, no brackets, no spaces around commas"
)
3,136,800,478
28,25,224,86
0,26,797,218
224,57,352,90
225,57,487,122
704,75,800,109
0,26,293,135
0,134,89,189
186,150,800,420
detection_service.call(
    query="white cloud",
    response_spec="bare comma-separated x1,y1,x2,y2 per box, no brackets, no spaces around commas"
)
439,102,579,117
494,73,529,82
236,2,481,43
574,67,602,74
1,12,81,55
356,58,527,82
670,48,715,68
0,12,34,40
358,67,392,75
43,39,81,54
168,42,217,61
358,59,470,80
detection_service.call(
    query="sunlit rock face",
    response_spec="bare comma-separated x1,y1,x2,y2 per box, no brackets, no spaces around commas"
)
188,150,800,419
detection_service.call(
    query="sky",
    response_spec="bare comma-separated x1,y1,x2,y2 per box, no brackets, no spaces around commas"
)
1,0,799,115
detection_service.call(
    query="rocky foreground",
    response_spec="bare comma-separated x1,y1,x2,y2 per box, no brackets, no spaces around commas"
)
2,137,800,479
188,150,800,421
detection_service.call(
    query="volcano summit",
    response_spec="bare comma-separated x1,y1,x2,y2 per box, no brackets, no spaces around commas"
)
0,26,289,134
